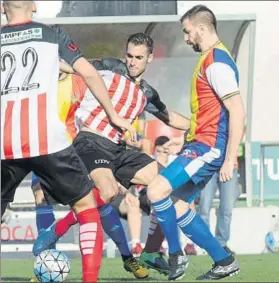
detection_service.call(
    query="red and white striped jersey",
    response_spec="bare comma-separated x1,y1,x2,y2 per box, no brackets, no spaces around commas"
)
76,70,147,143
1,22,83,160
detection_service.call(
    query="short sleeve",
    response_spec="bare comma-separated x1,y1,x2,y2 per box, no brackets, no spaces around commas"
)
52,26,83,66
205,62,240,101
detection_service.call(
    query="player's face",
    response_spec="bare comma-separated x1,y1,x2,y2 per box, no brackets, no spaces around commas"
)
182,19,202,53
125,43,153,79
154,145,169,159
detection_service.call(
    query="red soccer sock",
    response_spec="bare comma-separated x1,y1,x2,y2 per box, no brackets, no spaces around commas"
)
55,210,78,237
77,208,103,283
92,188,107,208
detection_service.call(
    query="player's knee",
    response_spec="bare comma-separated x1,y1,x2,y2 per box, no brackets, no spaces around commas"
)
147,175,172,203
99,180,119,203
133,161,159,185
126,194,140,211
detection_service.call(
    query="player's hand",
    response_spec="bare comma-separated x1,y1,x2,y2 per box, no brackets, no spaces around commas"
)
125,136,142,148
110,115,137,142
219,160,235,182
117,182,128,196
163,135,184,155
124,192,140,208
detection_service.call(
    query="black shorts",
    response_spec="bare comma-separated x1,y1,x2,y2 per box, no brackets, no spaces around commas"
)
1,145,93,206
73,131,154,188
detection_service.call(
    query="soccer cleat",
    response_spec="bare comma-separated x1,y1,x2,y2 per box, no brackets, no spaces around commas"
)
168,251,189,281
196,259,240,280
29,276,39,282
131,243,143,257
223,246,236,256
139,251,169,275
32,223,60,256
124,257,149,279
184,243,197,256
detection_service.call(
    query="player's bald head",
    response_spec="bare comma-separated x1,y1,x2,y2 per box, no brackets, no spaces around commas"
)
2,0,36,17
3,0,34,11
180,5,217,32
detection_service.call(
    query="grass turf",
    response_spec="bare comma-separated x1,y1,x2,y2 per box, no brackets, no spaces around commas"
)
1,254,278,282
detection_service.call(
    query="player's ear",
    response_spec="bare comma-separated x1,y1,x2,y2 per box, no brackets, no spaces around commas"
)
32,1,37,13
147,53,153,64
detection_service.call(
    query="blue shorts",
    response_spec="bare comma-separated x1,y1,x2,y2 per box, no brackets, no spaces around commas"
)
160,142,225,202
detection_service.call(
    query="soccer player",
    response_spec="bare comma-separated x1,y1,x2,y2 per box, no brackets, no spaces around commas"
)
31,71,148,279
33,33,191,279
146,5,246,280
1,1,135,282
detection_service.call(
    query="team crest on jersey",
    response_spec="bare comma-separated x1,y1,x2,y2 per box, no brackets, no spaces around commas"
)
182,149,198,159
1,28,42,44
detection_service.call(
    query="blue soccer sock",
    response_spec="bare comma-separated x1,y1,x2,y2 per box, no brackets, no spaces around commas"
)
36,205,56,249
151,197,181,254
177,209,230,263
98,204,132,260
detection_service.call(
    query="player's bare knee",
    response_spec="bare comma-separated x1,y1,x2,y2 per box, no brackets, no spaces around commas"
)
147,175,171,203
90,169,118,202
132,161,159,185
98,179,119,203
73,191,97,213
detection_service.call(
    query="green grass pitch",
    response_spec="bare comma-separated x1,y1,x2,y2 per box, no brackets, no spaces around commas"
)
1,254,278,282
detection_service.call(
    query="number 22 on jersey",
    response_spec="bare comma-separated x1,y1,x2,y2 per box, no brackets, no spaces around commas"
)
1,47,40,96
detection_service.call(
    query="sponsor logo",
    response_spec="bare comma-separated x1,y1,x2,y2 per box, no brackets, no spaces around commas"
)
1,224,37,241
110,225,120,232
182,149,198,159
1,28,42,44
67,41,78,51
94,159,110,164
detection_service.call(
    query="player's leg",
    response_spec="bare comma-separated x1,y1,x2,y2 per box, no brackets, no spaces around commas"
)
1,159,30,217
198,173,218,226
36,188,106,251
104,193,148,279
183,199,198,256
31,146,103,283
134,188,169,275
115,150,183,278
148,143,239,280
119,193,143,255
31,173,56,249
73,132,148,279
215,168,238,254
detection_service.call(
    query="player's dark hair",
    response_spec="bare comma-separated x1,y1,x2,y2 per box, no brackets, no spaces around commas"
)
155,136,170,147
180,5,217,31
126,33,154,55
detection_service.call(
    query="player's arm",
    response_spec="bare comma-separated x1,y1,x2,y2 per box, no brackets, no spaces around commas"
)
167,110,190,131
53,27,136,140
146,85,190,130
59,60,74,73
206,62,245,178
